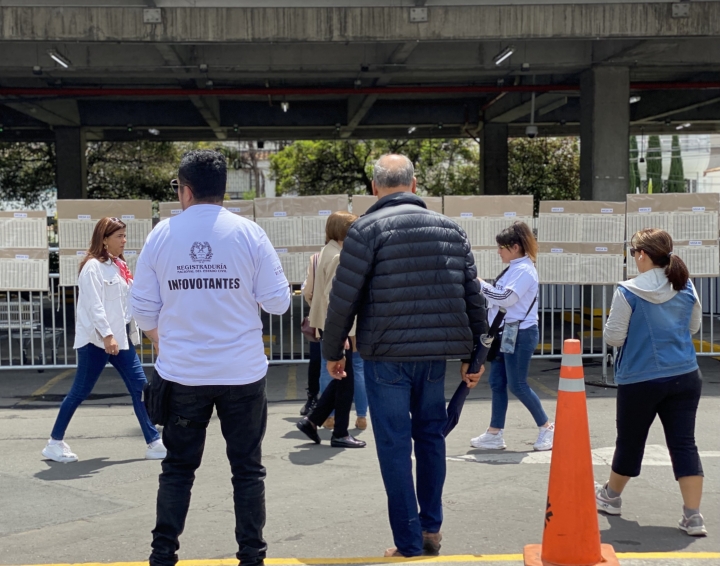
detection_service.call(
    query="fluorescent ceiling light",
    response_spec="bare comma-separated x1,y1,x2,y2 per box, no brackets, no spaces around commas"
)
493,46,515,66
281,102,290,112
407,126,417,134
148,128,160,136
629,96,642,104
47,49,71,68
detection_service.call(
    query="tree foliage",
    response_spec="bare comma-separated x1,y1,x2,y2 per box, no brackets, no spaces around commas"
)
645,135,663,191
0,142,56,208
667,135,685,193
507,137,580,213
269,139,481,197
87,141,185,201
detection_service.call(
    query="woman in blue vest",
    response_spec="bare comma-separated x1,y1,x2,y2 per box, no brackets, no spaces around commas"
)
597,228,705,536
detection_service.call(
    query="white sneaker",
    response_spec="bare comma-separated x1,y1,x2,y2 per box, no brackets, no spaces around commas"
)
533,423,555,451
145,439,167,460
42,440,78,463
470,429,506,450
595,482,622,515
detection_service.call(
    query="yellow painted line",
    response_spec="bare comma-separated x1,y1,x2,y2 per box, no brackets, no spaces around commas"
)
528,377,557,398
16,368,74,406
12,553,720,566
617,553,720,560
286,364,297,400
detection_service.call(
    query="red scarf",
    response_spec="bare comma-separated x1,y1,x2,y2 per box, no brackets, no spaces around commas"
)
113,258,133,284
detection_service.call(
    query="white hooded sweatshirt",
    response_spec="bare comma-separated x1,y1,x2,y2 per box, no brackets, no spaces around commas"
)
604,268,701,348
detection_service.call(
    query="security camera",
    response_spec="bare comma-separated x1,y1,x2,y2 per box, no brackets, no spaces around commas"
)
526,125,538,139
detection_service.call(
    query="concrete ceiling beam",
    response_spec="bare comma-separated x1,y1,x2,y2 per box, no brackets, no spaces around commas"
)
489,93,568,123
3,4,720,43
635,95,720,124
340,41,418,139
1,99,80,127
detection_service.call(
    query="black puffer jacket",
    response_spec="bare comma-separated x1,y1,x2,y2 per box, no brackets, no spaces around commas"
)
322,192,488,362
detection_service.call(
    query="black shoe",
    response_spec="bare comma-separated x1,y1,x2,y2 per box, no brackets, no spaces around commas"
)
330,434,366,448
299,393,318,416
296,418,320,444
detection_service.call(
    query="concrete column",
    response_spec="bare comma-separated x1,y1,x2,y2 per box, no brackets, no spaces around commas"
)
479,123,508,195
55,127,87,199
580,67,629,201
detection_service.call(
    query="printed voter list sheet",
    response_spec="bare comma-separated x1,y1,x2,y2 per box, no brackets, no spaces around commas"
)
626,212,671,240
454,217,487,247
580,214,625,243
0,217,46,249
473,250,504,280
538,250,579,284
59,253,85,286
123,218,152,249
675,243,720,277
672,212,718,241
0,257,48,291
537,215,579,243
579,254,624,284
256,217,302,248
302,216,330,247
58,219,98,249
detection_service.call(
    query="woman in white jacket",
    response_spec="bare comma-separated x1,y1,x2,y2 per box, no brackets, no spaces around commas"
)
470,222,554,451
41,217,165,463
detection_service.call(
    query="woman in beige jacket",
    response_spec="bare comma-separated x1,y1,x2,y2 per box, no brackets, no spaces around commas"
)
297,211,366,448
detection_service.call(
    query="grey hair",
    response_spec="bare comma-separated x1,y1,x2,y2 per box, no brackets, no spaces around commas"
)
373,154,414,189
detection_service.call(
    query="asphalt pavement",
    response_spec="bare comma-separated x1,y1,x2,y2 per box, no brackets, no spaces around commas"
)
0,358,718,566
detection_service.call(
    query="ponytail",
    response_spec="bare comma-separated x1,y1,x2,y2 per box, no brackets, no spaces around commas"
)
666,253,690,292
631,228,689,291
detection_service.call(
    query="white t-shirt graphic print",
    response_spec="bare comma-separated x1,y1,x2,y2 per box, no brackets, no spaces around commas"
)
131,205,290,386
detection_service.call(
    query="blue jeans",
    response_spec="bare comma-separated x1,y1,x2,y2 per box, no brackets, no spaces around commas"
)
488,325,547,429
320,348,368,418
51,341,160,444
364,359,447,557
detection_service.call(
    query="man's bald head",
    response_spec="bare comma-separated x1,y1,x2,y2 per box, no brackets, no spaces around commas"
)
372,154,417,198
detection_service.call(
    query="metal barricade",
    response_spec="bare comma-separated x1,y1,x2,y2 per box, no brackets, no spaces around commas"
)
1,276,718,382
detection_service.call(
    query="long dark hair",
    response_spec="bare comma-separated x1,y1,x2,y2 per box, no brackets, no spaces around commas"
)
78,217,127,274
496,221,538,262
631,228,689,291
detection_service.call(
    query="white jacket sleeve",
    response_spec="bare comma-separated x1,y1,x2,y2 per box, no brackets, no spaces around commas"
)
254,234,291,315
78,262,113,338
689,281,702,335
479,280,521,309
604,288,631,347
130,247,163,331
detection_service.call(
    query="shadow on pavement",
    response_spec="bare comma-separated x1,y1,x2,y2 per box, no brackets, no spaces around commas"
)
601,514,700,552
35,457,145,481
287,445,349,466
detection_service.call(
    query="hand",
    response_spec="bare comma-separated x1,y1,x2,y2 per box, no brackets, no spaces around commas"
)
103,334,119,356
327,358,347,380
461,362,485,389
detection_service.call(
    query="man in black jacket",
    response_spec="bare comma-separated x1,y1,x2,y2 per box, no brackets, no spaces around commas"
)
323,154,488,558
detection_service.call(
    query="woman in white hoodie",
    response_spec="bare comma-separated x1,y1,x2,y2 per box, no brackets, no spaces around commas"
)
597,228,705,536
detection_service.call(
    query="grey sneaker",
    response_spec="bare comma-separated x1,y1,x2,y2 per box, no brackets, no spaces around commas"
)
678,513,707,536
595,482,622,515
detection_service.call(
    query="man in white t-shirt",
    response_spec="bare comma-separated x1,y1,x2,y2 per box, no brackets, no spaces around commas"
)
131,150,290,566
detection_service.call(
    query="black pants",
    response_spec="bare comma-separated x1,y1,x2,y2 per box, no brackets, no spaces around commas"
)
307,341,321,397
308,344,355,437
150,378,267,566
612,369,703,480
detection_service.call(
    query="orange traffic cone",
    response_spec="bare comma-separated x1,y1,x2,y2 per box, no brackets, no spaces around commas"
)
524,339,618,566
